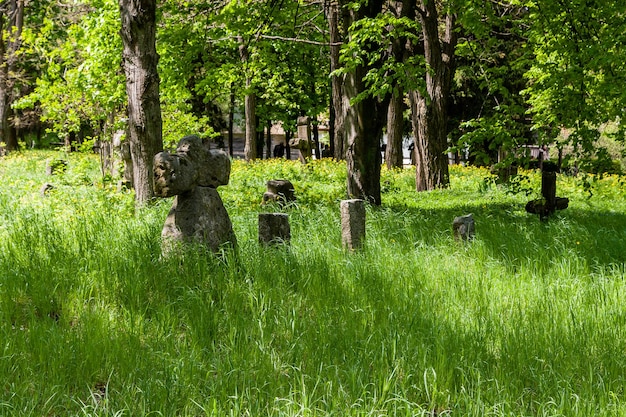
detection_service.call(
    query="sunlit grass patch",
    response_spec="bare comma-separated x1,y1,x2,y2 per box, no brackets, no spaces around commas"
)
1,151,626,415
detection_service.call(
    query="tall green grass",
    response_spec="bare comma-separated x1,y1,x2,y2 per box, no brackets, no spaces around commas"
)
1,150,625,415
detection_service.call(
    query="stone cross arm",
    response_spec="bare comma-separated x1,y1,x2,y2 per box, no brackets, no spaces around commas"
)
154,135,231,197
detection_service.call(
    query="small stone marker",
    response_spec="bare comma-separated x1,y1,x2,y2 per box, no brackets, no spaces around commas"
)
40,183,54,197
154,135,236,254
453,213,475,241
258,213,291,245
341,199,365,251
288,116,312,163
262,179,296,205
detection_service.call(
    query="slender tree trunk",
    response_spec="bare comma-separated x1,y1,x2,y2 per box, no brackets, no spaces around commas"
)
386,92,405,169
312,119,320,159
266,120,272,159
228,85,235,157
328,81,336,157
385,0,414,169
239,40,257,161
411,2,456,191
285,130,292,160
327,0,346,160
243,84,256,161
255,116,263,159
119,0,163,204
343,0,388,205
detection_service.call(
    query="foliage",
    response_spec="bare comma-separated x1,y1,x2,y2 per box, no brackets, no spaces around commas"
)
15,0,126,139
337,13,426,103
1,152,626,415
450,2,534,166
522,0,626,158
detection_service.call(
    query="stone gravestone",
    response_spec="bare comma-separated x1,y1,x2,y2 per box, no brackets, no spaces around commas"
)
262,179,296,205
525,161,569,220
288,116,312,163
154,135,237,254
453,213,475,241
40,183,54,197
258,213,291,246
341,199,365,251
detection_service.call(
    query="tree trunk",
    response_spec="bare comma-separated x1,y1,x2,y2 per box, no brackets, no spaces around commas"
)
243,84,257,161
328,82,336,157
119,0,163,205
411,2,456,191
386,91,405,169
327,0,346,160
410,89,449,190
285,130,292,160
228,85,235,157
0,0,24,151
266,120,272,159
312,119,320,159
239,41,257,161
385,0,414,170
343,0,388,205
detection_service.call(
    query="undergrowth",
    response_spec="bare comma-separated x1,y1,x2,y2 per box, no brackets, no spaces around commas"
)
0,150,625,416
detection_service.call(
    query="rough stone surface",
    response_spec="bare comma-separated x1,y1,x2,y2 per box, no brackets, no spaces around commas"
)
154,135,230,197
162,187,236,252
262,179,295,205
289,117,312,163
154,135,236,253
40,183,54,197
258,213,291,245
341,199,365,250
453,213,475,241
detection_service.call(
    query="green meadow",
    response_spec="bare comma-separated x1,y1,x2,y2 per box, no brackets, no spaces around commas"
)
1,150,626,416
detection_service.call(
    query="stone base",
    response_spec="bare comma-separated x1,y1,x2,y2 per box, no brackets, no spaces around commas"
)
258,213,290,245
162,186,237,254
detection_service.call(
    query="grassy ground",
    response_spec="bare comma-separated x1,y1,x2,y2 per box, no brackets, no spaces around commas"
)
1,150,626,416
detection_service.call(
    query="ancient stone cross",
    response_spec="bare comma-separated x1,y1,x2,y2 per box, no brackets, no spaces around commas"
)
154,135,237,254
525,161,569,220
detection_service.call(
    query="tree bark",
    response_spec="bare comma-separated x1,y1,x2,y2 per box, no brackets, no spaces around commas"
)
228,84,235,157
119,0,163,205
410,2,456,191
266,119,272,159
327,0,346,160
243,86,256,161
239,41,257,161
386,91,405,169
0,0,24,151
385,0,413,170
343,0,388,205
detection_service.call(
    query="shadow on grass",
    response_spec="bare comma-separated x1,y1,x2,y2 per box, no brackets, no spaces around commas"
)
380,198,626,270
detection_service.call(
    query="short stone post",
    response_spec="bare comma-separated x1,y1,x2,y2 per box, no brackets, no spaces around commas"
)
258,213,291,245
453,213,475,241
341,199,365,251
